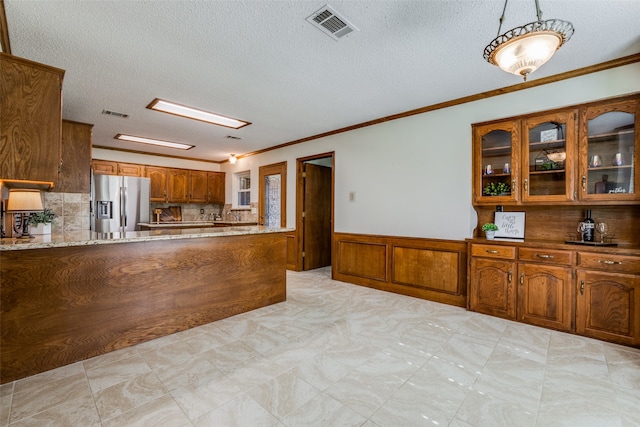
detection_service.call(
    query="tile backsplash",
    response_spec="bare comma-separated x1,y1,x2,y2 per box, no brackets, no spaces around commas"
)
43,192,91,233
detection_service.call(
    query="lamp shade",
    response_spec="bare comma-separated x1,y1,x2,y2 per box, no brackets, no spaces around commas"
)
6,189,44,212
492,31,562,78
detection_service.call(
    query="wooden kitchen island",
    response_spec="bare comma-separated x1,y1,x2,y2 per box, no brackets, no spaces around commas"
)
0,226,290,384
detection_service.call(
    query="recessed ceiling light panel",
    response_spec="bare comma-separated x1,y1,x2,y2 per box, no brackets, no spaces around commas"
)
115,134,194,150
147,98,250,129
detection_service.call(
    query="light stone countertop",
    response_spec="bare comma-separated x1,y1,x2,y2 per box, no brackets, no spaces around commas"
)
138,220,258,228
0,226,293,251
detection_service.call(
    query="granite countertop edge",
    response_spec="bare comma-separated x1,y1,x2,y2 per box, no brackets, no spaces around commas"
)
0,226,294,251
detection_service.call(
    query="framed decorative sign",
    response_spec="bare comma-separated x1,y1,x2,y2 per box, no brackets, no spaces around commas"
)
494,212,525,239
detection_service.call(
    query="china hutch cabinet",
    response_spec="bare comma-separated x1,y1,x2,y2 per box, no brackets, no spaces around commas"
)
469,93,640,348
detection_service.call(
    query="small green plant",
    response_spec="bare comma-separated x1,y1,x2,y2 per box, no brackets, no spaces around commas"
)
29,208,57,226
481,223,498,231
483,181,511,196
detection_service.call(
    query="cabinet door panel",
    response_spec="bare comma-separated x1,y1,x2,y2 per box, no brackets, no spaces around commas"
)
167,169,189,203
518,263,573,331
146,166,168,203
189,171,208,203
469,258,516,320
576,270,640,346
58,120,92,193
522,111,576,202
579,99,639,202
118,163,145,177
207,172,225,204
473,120,520,204
92,160,117,175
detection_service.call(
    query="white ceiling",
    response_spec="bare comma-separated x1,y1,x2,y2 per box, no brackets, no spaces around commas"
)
5,0,640,163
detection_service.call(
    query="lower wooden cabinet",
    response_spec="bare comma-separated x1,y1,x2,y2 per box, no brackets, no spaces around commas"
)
469,257,516,319
469,241,640,346
517,263,573,331
576,270,639,346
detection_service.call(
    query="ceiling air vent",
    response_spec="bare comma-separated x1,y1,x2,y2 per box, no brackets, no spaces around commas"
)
306,5,358,40
225,135,242,140
102,109,129,118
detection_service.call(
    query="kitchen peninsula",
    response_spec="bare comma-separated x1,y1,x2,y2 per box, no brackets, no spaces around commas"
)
0,226,290,384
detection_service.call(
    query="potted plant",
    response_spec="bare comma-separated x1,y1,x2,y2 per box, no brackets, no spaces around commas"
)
481,222,498,239
29,208,57,235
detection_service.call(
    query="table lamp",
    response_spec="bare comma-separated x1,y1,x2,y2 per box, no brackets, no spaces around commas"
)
6,189,44,239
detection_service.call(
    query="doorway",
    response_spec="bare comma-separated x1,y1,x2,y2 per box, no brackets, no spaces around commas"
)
296,153,334,271
259,162,286,227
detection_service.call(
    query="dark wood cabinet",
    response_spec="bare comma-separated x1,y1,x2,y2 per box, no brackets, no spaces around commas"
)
189,170,208,203
0,54,64,185
56,120,92,193
117,163,145,177
207,171,225,204
146,166,168,203
91,160,117,175
469,257,516,320
167,168,189,203
473,93,639,206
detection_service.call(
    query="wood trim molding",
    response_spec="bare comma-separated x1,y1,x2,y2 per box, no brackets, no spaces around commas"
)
93,145,223,164
0,0,10,54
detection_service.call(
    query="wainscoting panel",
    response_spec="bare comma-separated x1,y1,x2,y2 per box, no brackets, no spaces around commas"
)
333,233,467,307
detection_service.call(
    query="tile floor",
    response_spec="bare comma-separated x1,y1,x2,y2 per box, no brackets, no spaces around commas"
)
1,267,639,426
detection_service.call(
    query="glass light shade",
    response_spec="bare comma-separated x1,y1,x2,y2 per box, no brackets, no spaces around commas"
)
115,134,194,150
6,189,43,212
493,31,562,78
229,154,238,164
148,98,250,129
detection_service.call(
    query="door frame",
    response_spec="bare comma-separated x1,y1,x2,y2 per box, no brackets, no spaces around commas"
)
295,152,335,271
258,161,287,227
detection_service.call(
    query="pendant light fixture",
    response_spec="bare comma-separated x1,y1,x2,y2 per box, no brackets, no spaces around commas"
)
228,154,238,164
483,0,574,81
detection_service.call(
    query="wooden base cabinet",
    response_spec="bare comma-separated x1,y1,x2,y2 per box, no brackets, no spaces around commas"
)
469,258,516,320
517,263,573,331
576,270,640,346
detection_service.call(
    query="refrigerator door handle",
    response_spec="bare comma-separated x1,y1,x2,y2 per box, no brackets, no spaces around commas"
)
119,186,126,229
122,186,128,228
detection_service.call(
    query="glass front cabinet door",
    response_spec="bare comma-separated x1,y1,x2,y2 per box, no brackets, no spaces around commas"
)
473,120,519,204
579,98,639,202
522,111,577,202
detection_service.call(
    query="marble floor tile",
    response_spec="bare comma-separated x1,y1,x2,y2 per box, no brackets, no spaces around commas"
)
2,266,639,426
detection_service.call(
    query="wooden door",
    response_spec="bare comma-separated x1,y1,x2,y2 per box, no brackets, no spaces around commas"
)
146,166,168,203
302,163,332,270
517,263,573,331
576,270,640,346
259,162,286,227
57,120,92,193
469,258,516,320
207,172,225,204
189,170,208,203
167,169,189,203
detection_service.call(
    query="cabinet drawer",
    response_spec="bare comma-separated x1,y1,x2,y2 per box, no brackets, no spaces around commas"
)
577,252,640,274
519,248,573,266
471,244,516,260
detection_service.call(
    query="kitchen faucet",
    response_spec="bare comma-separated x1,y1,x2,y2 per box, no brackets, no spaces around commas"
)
227,212,239,221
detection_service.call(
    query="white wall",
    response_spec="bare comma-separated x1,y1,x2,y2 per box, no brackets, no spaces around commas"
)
222,63,640,240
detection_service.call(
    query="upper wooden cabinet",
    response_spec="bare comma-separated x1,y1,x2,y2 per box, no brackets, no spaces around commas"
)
167,169,189,203
188,170,208,203
207,172,225,204
118,163,145,177
0,54,64,185
91,160,117,175
473,94,639,205
146,166,168,203
56,120,93,193
578,98,639,203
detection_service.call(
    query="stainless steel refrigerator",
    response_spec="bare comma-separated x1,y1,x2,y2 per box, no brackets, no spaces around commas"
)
91,174,150,233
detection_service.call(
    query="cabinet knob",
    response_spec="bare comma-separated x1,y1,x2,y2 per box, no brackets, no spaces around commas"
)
520,272,524,285
582,175,587,192
507,270,512,283
486,249,499,254
523,179,528,194
580,280,585,295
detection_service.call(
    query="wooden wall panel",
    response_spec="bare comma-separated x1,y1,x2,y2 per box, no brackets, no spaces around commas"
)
1,233,287,384
337,240,387,281
392,246,459,294
333,233,467,307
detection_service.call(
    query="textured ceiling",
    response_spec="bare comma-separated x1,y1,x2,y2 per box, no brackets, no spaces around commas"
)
5,0,640,163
